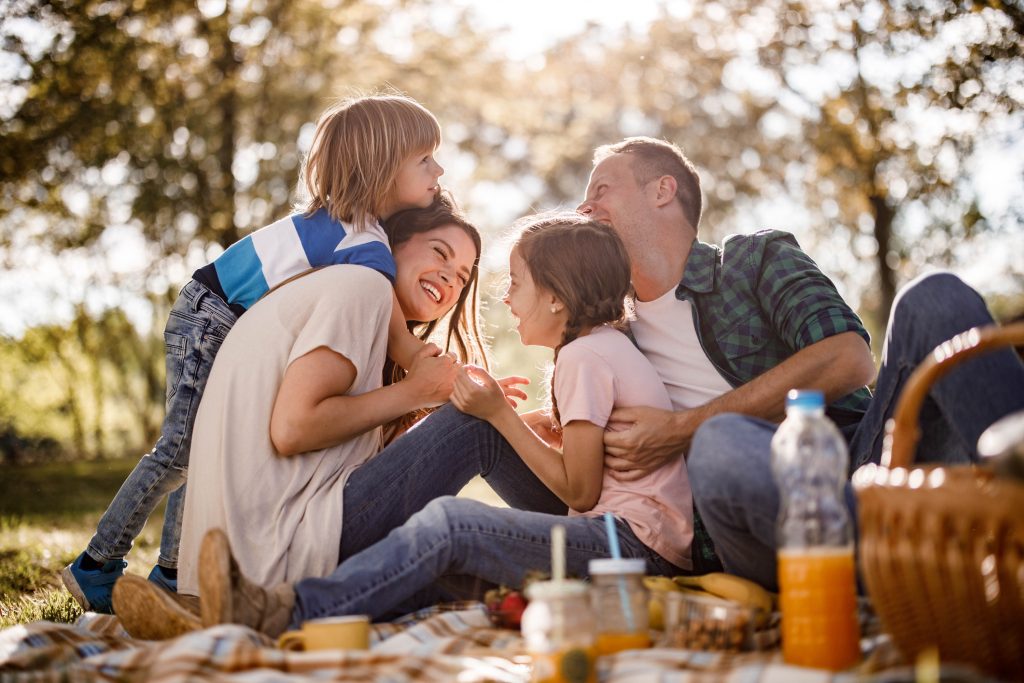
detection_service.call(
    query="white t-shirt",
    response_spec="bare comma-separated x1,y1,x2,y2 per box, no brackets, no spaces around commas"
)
177,265,391,595
556,325,694,570
631,288,733,410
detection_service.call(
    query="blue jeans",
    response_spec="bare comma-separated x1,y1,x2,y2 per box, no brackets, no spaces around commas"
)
291,405,680,623
688,272,1024,590
88,280,236,567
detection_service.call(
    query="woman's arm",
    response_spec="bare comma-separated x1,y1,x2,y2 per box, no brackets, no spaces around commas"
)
451,366,605,511
271,344,456,456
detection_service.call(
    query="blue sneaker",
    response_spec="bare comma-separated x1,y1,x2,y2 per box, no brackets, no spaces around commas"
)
147,564,178,594
60,552,126,614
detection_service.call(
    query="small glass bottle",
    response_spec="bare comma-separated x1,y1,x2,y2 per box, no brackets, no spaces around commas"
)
587,558,651,655
521,579,597,683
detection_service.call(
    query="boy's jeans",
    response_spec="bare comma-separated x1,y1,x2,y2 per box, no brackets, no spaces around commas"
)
687,272,1024,590
291,404,680,624
87,280,237,568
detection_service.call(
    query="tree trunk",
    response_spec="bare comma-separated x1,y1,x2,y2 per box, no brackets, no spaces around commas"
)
870,193,897,326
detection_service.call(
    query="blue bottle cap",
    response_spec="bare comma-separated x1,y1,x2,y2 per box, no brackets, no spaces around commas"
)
786,389,824,410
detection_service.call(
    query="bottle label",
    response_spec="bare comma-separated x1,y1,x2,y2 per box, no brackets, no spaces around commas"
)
531,647,596,683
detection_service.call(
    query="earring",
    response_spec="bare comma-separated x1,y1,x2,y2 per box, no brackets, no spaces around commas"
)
550,306,558,314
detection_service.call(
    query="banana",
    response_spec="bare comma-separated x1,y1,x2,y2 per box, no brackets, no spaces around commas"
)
672,573,774,616
642,576,682,594
643,576,681,630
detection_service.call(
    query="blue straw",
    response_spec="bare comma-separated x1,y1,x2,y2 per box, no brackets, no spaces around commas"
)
603,512,636,631
604,512,622,558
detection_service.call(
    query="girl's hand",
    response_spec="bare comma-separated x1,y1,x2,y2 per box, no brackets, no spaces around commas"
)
406,344,458,407
495,375,530,408
452,365,511,422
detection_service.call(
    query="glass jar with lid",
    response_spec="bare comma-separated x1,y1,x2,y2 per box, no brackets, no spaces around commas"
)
521,579,597,683
587,558,651,655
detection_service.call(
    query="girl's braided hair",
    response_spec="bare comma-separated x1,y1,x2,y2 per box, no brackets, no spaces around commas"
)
512,212,633,428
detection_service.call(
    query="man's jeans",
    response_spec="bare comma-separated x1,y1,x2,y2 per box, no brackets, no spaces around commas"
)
88,280,236,568
687,272,1024,590
291,404,680,624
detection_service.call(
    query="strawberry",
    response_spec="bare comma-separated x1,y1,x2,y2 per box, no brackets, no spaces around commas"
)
498,590,528,628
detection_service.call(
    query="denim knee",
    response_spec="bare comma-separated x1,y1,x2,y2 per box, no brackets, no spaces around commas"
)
889,272,988,338
689,414,766,504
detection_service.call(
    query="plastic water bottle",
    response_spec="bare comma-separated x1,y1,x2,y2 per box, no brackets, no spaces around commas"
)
771,389,861,670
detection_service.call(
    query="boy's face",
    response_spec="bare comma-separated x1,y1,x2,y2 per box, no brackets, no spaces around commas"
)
386,150,444,219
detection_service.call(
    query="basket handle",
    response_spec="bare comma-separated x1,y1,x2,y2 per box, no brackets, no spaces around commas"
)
883,321,1024,469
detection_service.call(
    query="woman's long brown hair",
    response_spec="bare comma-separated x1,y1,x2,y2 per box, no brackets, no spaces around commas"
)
381,190,488,439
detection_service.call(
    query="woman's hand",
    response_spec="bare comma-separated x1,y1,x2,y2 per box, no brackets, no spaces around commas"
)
451,365,512,423
495,375,530,408
405,344,458,407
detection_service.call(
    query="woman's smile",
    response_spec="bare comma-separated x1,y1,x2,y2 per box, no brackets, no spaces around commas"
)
393,224,476,322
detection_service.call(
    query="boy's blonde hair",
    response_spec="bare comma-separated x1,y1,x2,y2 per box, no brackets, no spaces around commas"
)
302,94,441,230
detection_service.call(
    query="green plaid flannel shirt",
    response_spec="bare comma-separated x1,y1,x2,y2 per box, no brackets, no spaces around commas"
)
681,229,872,571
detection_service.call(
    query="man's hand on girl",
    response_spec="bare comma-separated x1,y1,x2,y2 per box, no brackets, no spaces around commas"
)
603,405,687,481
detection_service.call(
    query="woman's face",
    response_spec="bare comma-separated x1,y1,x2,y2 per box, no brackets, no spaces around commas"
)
392,224,477,322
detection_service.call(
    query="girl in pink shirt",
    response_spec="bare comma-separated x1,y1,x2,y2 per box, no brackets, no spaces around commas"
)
452,213,695,570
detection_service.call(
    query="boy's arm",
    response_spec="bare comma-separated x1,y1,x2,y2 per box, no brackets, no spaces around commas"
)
387,290,427,370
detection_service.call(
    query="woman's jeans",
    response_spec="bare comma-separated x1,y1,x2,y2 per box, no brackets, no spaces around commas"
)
686,272,1024,590
291,404,680,624
87,280,236,568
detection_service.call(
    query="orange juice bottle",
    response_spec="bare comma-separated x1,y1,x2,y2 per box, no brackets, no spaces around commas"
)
771,390,861,671
778,547,860,669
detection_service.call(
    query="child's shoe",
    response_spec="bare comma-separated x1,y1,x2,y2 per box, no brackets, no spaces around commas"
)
147,564,178,594
60,552,126,614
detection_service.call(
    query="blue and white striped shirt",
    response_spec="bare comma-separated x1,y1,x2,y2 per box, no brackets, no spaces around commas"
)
192,208,395,315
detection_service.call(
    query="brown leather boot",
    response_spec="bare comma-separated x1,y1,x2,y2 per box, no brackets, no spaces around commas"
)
112,574,201,640
199,528,294,637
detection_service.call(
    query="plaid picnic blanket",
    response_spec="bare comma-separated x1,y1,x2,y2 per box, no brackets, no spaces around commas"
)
0,602,999,683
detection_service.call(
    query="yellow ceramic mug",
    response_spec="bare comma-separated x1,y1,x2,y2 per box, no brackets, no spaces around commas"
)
276,615,370,651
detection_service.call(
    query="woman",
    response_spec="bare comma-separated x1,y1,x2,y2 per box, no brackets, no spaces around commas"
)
112,192,496,638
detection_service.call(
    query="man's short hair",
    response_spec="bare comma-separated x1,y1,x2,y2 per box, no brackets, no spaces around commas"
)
594,137,703,231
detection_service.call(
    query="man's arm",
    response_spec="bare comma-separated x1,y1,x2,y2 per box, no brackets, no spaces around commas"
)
604,331,875,480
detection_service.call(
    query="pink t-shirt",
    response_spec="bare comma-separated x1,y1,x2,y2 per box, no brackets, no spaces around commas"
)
555,324,694,570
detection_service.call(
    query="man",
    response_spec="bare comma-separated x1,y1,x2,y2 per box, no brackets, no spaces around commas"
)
577,136,1024,589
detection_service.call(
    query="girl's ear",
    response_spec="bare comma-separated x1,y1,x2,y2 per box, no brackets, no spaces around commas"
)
548,293,565,315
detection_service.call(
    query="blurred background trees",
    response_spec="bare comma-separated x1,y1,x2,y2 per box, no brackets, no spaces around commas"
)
1,0,1021,463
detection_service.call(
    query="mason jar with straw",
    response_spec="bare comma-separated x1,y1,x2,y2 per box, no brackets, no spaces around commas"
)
521,525,597,683
588,512,651,655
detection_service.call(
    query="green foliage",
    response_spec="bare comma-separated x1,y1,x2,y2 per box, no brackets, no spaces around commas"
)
0,297,169,463
0,0,1020,457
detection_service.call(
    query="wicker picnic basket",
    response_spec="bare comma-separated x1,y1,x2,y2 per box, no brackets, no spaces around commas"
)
853,322,1024,679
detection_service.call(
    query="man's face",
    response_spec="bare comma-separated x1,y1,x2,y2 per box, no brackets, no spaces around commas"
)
576,153,650,245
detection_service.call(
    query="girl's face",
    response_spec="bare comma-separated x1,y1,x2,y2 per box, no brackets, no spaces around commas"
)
393,224,476,323
502,248,567,348
384,149,444,219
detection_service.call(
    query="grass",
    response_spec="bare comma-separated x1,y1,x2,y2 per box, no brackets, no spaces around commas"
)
0,457,163,630
0,458,502,631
